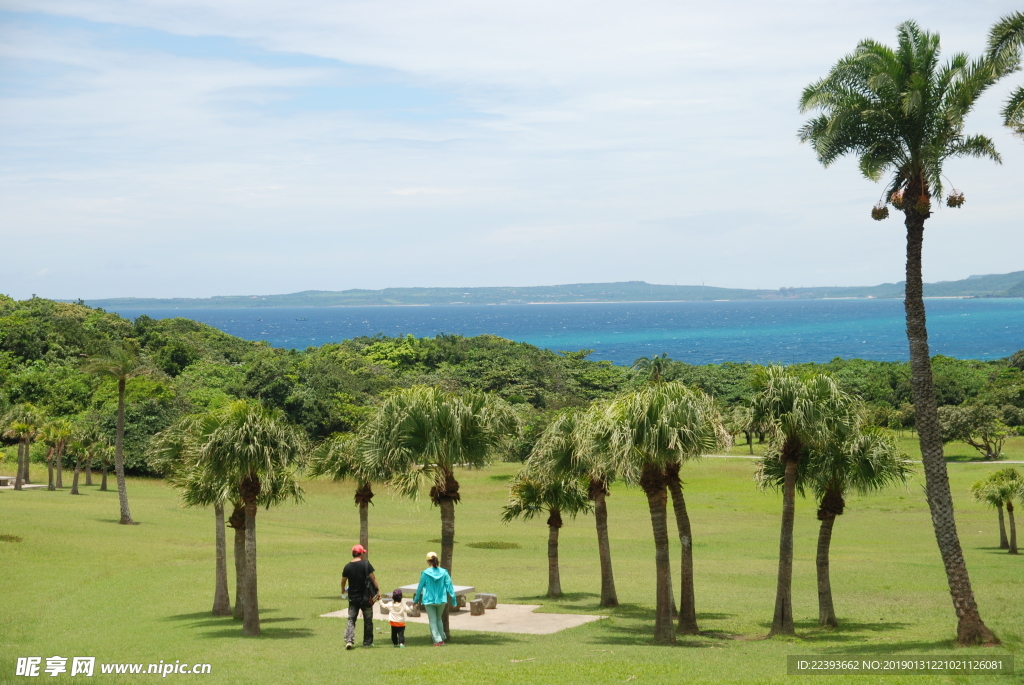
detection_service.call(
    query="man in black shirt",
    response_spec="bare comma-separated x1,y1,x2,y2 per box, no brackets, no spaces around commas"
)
341,544,378,649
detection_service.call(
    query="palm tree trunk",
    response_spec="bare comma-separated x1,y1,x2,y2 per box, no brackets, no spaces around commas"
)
904,215,996,646
46,447,55,491
71,458,82,495
592,484,619,607
439,496,456,641
213,504,232,616
85,460,92,486
114,378,135,525
770,447,798,636
359,503,369,551
1007,501,1018,555
816,515,837,627
641,464,675,644
999,501,1007,548
665,464,698,635
55,444,64,489
547,508,563,599
23,439,31,483
14,442,24,490
241,477,261,636
354,480,373,550
100,463,108,491
229,506,246,622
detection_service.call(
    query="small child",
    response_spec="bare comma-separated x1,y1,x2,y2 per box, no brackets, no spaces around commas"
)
387,590,413,647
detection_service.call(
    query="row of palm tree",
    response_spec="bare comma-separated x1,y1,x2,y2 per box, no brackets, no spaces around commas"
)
18,360,995,644
487,366,914,643
971,469,1023,555
2,406,115,494
2,341,148,527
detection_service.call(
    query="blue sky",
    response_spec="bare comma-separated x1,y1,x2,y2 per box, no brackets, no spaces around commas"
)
1,1,1022,299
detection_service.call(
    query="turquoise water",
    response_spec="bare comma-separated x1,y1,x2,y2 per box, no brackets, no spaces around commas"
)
111,298,1024,366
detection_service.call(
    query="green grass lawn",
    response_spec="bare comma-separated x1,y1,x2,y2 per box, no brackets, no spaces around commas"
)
726,432,1024,463
1,458,1020,684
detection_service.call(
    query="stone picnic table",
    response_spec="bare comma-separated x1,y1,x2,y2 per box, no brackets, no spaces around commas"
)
394,583,476,604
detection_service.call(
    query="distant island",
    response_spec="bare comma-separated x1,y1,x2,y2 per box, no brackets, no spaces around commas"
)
80,271,1024,309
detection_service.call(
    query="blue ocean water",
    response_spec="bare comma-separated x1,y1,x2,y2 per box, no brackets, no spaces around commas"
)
109,299,1024,366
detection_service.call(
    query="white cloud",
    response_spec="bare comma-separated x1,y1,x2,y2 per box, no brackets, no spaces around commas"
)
0,1,1021,299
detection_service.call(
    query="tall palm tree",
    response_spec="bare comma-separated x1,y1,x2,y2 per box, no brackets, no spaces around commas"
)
602,382,725,643
528,408,621,607
150,413,234,617
798,23,1004,644
200,400,306,636
39,418,73,491
84,344,154,525
759,425,909,627
751,366,855,636
308,434,378,550
665,455,721,635
360,386,518,638
501,463,591,598
988,12,1024,137
3,404,44,490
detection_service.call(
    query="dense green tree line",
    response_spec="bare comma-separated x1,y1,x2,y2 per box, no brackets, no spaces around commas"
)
4,295,1024,476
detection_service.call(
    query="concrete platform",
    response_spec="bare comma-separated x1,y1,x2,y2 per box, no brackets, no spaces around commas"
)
0,483,49,490
321,602,604,635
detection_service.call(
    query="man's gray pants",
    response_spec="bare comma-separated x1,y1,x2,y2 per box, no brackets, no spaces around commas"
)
345,604,374,646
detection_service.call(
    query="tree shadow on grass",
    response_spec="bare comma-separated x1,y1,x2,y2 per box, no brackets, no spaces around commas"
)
164,610,299,634
588,623,726,649
508,592,618,615
442,633,525,647
508,592,585,603
200,626,315,640
797,621,914,644
90,518,145,525
697,612,736,621
813,638,954,654
164,611,314,640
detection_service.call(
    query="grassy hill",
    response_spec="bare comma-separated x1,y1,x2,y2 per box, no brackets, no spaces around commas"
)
78,271,1024,309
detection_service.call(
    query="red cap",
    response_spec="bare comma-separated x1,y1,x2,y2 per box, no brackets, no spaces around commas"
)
352,544,367,555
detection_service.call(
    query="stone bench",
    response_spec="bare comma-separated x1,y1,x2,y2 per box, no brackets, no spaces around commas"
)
475,593,498,610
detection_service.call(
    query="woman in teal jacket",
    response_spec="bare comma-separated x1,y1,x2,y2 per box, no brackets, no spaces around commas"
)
413,551,457,645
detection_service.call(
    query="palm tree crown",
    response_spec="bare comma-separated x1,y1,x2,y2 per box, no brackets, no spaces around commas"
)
988,12,1024,137
360,386,518,502
799,21,1001,213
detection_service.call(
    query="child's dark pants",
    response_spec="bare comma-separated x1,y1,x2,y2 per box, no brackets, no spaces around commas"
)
391,625,405,646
